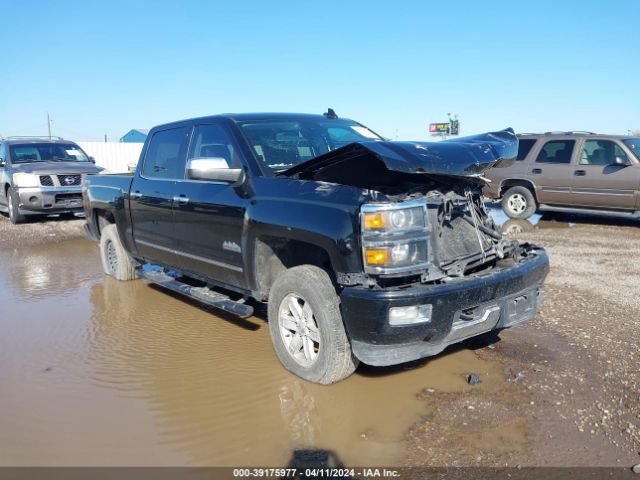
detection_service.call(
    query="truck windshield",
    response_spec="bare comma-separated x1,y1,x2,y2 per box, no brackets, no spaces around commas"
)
238,118,383,174
623,138,640,161
10,143,89,164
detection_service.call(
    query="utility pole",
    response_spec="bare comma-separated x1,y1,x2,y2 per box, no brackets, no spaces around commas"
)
47,112,52,139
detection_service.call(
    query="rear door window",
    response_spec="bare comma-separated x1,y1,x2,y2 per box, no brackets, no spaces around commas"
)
516,139,536,160
580,140,629,165
535,140,575,164
142,127,190,179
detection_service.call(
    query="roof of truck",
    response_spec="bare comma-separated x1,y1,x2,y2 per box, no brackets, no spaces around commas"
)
517,132,636,140
1,137,78,146
150,113,352,131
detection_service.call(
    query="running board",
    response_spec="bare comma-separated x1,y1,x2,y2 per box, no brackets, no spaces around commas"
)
539,204,640,219
138,269,254,318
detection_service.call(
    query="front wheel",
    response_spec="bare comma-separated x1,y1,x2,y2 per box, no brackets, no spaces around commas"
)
99,224,137,281
7,187,26,224
502,186,537,219
268,265,358,384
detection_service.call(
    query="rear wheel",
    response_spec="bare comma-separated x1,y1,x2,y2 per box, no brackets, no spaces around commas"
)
7,187,26,224
99,224,137,281
502,186,537,219
268,265,358,384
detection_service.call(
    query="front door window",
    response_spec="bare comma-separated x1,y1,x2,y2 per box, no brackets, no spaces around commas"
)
579,140,629,165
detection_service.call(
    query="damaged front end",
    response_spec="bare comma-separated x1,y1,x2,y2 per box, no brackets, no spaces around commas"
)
282,128,549,366
282,128,523,286
360,187,518,286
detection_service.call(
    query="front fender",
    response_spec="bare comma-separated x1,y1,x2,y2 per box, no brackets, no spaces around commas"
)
242,178,366,289
246,199,360,270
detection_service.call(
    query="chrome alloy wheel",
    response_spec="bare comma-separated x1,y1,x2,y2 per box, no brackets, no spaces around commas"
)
507,193,527,214
278,293,321,367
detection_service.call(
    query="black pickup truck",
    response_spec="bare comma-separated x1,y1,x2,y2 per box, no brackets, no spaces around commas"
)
83,112,549,384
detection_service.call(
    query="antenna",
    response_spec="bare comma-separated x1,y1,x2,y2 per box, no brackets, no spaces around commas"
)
47,112,53,139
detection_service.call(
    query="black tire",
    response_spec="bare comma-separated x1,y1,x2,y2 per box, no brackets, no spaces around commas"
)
502,186,537,220
7,187,26,224
99,224,137,281
268,265,358,384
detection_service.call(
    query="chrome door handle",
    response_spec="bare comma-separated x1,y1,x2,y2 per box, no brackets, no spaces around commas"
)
173,195,190,204
574,170,586,176
532,168,542,174
130,191,142,199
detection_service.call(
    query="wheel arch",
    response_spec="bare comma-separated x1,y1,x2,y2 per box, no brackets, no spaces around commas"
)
252,235,335,301
500,178,538,200
88,208,116,239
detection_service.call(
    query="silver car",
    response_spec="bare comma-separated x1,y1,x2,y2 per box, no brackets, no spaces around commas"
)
0,137,103,224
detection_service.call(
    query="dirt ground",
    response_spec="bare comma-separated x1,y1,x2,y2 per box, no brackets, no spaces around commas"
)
407,215,640,468
0,214,84,248
0,211,639,470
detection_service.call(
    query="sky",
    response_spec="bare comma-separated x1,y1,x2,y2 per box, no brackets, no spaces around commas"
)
1,0,638,142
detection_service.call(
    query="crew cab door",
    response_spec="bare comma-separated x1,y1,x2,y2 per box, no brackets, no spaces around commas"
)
528,139,576,205
171,122,248,288
570,138,640,210
129,126,191,265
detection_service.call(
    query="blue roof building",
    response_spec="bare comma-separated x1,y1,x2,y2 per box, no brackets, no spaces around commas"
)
120,129,149,143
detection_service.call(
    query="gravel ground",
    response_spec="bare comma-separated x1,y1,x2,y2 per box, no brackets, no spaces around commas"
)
0,213,85,248
2,210,639,469
408,216,640,468
517,220,640,462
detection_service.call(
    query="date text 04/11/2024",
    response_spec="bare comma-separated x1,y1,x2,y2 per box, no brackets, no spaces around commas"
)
232,468,400,478
233,468,400,478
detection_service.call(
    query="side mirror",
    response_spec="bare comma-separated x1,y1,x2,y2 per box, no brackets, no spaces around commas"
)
613,156,630,166
186,157,245,184
89,156,96,164
0,157,5,167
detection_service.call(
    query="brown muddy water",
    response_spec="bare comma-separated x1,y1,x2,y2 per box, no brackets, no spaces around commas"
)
0,238,508,467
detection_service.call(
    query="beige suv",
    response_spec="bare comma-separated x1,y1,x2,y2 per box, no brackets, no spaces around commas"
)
485,132,640,219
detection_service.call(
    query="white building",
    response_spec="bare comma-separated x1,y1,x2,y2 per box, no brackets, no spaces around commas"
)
78,142,143,173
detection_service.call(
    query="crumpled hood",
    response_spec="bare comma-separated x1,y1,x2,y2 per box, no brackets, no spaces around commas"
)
281,128,517,179
10,161,103,175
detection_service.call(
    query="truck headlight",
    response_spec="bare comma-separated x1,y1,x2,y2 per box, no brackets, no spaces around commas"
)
364,241,428,267
363,205,425,232
361,200,431,275
12,173,40,188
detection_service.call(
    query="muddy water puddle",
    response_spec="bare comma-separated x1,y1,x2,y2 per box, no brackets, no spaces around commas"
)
1,239,509,466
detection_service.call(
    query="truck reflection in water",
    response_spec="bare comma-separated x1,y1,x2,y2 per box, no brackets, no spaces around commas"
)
490,204,640,235
0,239,100,301
85,274,508,466
0,236,520,466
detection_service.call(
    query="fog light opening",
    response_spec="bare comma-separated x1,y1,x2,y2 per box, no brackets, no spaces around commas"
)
388,304,433,326
29,196,38,204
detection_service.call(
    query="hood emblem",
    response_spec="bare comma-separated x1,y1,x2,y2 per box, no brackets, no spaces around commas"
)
63,176,76,185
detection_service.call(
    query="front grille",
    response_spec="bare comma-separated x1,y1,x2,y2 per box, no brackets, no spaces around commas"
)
55,193,83,205
39,175,53,186
57,174,82,186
